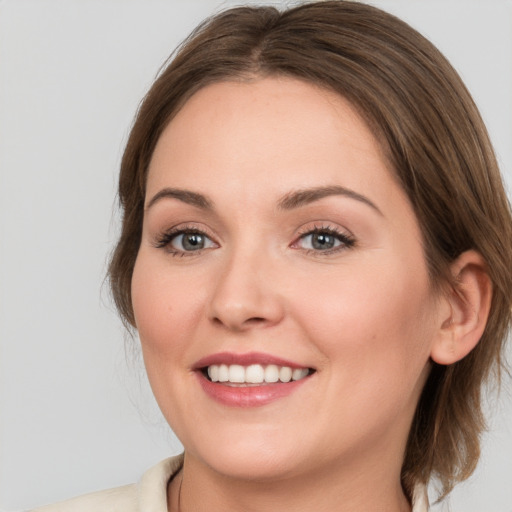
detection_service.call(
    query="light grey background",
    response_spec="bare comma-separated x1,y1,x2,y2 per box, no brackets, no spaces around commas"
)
0,1,511,510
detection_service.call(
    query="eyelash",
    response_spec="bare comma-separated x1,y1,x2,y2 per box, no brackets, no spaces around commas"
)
153,225,216,257
294,225,356,255
153,224,355,257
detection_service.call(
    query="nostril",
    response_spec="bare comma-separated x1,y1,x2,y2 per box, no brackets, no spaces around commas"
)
245,317,266,324
211,315,267,330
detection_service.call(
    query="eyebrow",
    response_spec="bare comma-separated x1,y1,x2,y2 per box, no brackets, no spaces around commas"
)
146,184,382,215
146,188,213,211
277,185,382,215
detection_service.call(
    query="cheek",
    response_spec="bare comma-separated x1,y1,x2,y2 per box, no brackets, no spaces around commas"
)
131,253,204,365
292,257,436,376
131,253,214,432
292,261,436,437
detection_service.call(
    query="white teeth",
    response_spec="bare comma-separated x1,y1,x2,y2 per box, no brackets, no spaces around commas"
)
279,366,292,383
207,365,219,382
246,364,264,384
292,368,309,381
228,364,245,383
218,364,229,382
205,363,310,384
264,364,279,383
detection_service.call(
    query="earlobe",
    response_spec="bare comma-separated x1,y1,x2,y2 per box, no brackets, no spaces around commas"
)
430,250,493,365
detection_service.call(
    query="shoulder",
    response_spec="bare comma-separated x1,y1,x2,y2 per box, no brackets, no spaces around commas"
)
30,454,184,512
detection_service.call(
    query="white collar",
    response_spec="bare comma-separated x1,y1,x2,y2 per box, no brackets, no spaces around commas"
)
412,482,430,512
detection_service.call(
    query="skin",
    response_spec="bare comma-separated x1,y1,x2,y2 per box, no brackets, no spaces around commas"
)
131,77,452,512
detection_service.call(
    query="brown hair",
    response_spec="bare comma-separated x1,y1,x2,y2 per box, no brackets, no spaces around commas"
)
109,0,512,499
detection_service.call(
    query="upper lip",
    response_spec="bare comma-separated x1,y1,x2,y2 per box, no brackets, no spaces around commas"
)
193,351,312,370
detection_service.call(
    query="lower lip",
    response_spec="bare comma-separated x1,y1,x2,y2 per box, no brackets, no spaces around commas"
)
196,372,310,407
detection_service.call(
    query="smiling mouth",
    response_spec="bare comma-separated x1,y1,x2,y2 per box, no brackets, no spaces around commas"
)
201,364,315,386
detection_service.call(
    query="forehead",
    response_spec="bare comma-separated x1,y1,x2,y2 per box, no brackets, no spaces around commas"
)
146,77,403,212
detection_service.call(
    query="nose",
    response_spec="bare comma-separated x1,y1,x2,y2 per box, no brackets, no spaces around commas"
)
208,248,285,332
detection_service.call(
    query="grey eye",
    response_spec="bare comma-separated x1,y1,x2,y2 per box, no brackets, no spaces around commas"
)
311,233,337,250
172,232,214,251
300,232,342,251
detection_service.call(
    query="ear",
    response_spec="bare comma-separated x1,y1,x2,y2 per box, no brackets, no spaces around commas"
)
430,250,493,365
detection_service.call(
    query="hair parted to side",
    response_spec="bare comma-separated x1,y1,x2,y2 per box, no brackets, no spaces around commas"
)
109,0,512,500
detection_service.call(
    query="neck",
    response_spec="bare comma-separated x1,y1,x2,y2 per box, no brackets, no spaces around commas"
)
168,451,411,512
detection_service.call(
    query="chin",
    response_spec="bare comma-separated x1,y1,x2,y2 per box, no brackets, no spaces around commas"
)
184,428,311,482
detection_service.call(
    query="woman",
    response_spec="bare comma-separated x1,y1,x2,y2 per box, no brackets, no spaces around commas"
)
33,1,512,511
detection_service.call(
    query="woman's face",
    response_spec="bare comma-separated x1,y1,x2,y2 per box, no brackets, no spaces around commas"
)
132,77,442,482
